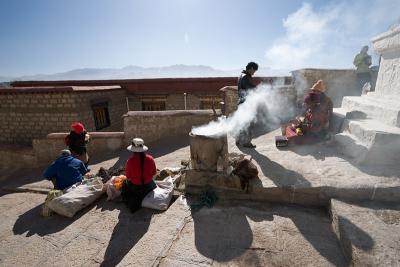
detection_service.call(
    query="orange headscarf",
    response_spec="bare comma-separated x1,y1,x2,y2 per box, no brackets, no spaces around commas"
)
311,80,326,93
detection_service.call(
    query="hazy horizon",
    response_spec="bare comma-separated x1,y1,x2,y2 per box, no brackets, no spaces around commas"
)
0,64,293,82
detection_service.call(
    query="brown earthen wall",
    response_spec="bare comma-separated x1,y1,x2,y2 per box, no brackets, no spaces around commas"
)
0,90,126,144
166,94,201,110
292,68,379,107
124,110,217,144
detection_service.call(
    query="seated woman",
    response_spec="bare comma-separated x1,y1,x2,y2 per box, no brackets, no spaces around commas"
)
121,138,157,212
43,149,89,190
285,80,333,144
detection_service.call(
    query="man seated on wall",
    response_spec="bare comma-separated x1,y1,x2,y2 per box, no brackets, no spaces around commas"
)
284,80,333,145
43,149,89,190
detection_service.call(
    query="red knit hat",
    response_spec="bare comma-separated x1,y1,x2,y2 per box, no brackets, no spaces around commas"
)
71,122,85,134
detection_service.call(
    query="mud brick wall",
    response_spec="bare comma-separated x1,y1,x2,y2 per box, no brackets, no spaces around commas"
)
0,89,127,144
32,132,125,166
220,85,296,117
292,68,378,108
220,86,239,115
72,90,127,132
124,110,217,144
166,93,201,110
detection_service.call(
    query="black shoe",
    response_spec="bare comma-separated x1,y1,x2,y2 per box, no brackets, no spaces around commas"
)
235,141,240,146
243,143,256,148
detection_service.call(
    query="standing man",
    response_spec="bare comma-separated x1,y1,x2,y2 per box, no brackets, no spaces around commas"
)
353,45,372,93
236,62,259,148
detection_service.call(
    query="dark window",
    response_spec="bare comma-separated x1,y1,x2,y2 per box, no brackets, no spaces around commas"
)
142,101,166,111
92,102,110,130
200,97,223,110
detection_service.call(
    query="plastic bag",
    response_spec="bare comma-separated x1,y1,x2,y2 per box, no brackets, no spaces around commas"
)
142,177,174,211
104,175,127,201
48,177,104,218
41,189,63,217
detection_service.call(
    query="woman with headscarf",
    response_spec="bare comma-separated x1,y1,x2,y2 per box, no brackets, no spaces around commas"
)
285,80,333,144
121,138,157,212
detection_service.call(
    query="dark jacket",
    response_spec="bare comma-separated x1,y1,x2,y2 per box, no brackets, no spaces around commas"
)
43,154,88,190
238,71,257,103
65,131,88,155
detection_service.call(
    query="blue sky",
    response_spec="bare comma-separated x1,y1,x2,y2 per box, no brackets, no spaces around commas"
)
0,0,399,76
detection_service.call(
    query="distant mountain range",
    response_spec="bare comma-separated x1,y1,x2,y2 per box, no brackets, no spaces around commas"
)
0,65,290,82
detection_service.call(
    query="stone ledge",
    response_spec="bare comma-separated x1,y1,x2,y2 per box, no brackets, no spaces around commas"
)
330,199,400,266
185,169,400,206
125,110,217,117
372,25,400,54
46,132,124,139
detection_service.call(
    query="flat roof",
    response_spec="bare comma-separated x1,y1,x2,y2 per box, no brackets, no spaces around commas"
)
0,85,122,94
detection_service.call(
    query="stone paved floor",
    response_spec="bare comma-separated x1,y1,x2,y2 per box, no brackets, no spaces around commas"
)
0,193,346,267
1,131,399,266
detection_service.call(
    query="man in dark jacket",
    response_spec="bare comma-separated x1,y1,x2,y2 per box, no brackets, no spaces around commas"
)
43,149,88,190
236,62,259,148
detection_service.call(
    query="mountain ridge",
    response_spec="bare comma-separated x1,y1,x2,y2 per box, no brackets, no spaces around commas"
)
0,65,289,82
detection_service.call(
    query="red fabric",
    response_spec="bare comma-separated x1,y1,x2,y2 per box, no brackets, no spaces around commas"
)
125,153,157,185
71,122,85,134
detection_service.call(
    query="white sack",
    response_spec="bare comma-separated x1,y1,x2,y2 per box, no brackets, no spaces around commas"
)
142,177,174,211
48,177,104,218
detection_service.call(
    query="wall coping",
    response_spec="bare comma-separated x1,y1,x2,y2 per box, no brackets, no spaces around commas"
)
220,86,238,92
292,68,356,73
125,110,215,117
11,77,258,86
372,25,400,43
46,132,124,139
0,86,122,94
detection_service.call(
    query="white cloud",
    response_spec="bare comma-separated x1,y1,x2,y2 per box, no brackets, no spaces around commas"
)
265,0,400,70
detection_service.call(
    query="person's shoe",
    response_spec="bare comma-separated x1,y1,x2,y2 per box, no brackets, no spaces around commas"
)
235,141,240,146
243,143,256,148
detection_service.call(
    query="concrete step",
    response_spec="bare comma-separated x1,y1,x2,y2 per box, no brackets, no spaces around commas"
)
343,118,400,145
334,124,400,165
364,92,400,109
330,199,400,266
334,132,370,164
341,96,400,127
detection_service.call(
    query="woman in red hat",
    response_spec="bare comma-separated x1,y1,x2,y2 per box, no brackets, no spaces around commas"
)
64,122,90,166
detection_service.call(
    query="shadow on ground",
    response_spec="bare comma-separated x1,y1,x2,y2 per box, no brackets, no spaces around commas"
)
287,140,400,177
192,202,373,267
12,197,101,237
98,200,161,267
238,146,311,188
191,204,272,264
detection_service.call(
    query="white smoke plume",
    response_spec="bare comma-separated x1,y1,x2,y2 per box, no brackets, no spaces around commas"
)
192,83,295,138
265,0,400,70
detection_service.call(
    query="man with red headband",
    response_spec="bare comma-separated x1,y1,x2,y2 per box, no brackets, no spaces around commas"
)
65,122,90,166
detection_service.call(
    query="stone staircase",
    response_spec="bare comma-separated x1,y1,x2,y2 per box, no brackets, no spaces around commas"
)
332,26,400,165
